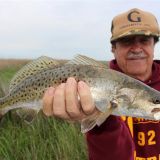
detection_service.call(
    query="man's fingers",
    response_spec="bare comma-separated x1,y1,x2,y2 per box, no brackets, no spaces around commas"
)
42,78,92,122
53,83,70,120
65,77,81,119
42,87,55,116
78,81,95,115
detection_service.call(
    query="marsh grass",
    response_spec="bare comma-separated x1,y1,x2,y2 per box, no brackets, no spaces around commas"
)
0,60,87,160
0,113,87,160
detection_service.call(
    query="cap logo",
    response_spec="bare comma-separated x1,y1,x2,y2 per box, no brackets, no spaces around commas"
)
128,11,141,22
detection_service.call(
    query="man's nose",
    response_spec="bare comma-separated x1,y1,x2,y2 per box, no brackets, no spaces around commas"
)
131,40,143,52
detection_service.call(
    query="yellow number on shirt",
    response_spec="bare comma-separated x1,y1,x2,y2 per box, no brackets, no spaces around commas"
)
148,130,156,145
137,130,156,146
138,132,145,146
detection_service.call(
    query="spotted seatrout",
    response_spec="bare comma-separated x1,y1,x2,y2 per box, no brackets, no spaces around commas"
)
1,55,160,133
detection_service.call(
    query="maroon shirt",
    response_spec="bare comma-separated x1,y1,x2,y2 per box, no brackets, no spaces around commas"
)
86,60,160,160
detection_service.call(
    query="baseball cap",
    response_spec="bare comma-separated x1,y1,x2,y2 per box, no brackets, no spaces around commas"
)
110,8,160,42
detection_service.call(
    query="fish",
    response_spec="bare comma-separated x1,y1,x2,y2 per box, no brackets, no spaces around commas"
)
1,55,160,133
0,55,108,123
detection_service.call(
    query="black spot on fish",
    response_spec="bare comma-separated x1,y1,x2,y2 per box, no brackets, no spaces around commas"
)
73,73,77,77
38,83,41,86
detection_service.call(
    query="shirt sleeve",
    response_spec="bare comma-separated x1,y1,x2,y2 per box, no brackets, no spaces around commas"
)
86,115,135,160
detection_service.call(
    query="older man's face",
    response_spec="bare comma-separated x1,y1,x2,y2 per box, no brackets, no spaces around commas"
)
112,35,155,81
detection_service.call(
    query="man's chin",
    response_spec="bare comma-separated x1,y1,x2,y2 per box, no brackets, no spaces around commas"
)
126,63,147,76
127,59,147,68
126,67,147,77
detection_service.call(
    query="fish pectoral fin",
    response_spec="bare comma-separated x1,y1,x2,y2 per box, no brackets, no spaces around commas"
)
96,101,118,126
95,110,112,126
81,118,97,133
67,54,108,68
81,109,114,133
16,108,39,123
94,99,111,113
81,100,117,133
81,110,101,133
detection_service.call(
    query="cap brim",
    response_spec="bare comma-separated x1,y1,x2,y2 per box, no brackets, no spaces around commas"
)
111,29,159,42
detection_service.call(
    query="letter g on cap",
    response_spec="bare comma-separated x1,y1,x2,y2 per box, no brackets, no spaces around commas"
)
128,11,141,22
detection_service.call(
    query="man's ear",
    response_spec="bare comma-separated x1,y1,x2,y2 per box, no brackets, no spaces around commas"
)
111,44,116,53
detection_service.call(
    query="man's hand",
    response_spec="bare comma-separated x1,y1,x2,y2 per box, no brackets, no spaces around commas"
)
42,77,96,122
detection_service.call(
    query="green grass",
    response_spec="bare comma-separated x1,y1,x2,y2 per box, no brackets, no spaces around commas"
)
0,66,87,160
0,65,22,82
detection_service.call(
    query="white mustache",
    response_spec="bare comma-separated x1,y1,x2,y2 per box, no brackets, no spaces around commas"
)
127,51,147,59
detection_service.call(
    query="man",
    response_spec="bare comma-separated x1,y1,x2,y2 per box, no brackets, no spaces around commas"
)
43,8,160,160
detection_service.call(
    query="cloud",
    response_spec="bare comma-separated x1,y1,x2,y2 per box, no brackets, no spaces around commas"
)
0,0,159,60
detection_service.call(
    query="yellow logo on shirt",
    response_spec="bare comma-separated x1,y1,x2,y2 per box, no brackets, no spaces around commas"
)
135,154,160,160
133,118,160,124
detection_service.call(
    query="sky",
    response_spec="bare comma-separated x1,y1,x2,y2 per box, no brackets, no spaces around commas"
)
0,0,160,60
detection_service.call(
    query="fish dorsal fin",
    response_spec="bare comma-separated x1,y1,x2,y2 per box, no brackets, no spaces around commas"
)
67,54,108,68
9,56,60,91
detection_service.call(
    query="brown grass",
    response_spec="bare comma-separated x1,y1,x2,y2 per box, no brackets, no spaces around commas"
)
0,59,31,69
0,58,109,69
0,59,69,69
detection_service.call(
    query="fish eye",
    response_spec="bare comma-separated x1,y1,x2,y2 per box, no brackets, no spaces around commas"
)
153,99,160,104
